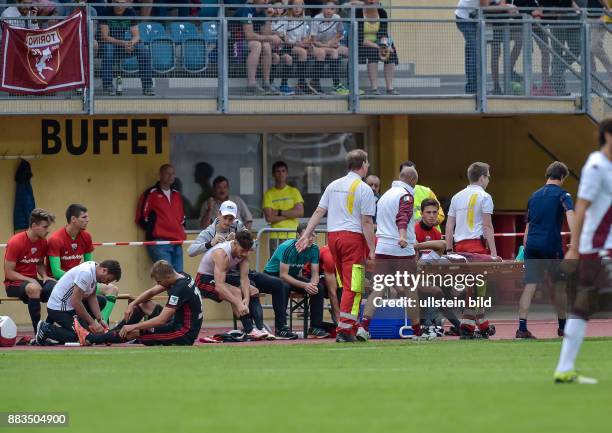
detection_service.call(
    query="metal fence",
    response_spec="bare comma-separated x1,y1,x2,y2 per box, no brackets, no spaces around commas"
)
0,4,609,118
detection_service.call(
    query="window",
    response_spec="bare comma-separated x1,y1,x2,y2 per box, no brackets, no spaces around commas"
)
171,133,263,230
171,131,365,230
266,133,363,216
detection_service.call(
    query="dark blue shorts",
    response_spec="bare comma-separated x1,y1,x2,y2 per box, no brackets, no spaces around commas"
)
523,247,564,284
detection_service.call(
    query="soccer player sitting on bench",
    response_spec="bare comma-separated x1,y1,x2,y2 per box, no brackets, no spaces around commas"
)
195,231,270,340
36,260,121,345
74,261,203,346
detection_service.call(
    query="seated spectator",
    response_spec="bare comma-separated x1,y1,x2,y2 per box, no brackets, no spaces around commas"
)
235,0,282,95
263,223,330,338
263,161,304,240
200,176,253,230
311,1,349,95
268,1,295,95
1,0,40,29
356,0,398,95
99,0,154,96
282,0,321,94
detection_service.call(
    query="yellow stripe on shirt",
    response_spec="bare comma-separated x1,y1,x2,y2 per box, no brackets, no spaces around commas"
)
467,193,478,230
346,179,362,214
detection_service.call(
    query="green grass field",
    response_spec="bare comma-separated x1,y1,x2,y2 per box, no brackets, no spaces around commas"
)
1,338,611,433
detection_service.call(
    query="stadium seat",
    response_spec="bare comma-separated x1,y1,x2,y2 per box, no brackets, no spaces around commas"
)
138,22,167,43
201,21,218,43
120,31,140,75
170,22,202,44
150,38,176,74
182,38,207,73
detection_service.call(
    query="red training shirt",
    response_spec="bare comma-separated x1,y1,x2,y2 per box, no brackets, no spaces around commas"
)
46,227,94,274
3,231,47,286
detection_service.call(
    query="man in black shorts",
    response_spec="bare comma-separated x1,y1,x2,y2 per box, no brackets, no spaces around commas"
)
74,260,203,346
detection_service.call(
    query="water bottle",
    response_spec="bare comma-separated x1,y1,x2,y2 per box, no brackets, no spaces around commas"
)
116,75,123,95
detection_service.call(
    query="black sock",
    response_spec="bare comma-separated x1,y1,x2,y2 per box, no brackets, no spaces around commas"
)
87,330,125,345
28,298,41,332
249,296,264,330
519,318,528,332
558,318,566,331
239,315,254,333
449,318,461,329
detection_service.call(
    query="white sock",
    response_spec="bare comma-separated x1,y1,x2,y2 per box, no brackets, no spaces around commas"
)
555,318,587,373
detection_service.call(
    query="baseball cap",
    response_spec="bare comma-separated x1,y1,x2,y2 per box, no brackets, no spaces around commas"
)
219,200,238,218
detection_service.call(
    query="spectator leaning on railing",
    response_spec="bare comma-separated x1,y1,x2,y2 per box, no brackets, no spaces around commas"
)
235,0,282,96
1,0,40,29
356,0,398,95
99,0,155,96
311,0,350,95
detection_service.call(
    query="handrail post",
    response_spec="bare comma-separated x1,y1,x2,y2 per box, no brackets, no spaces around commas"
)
477,8,488,112
349,6,359,113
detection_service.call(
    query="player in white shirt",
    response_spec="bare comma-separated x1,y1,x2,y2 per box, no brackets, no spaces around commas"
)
554,118,612,385
297,149,376,342
311,1,349,94
446,162,497,339
36,260,121,345
267,1,295,95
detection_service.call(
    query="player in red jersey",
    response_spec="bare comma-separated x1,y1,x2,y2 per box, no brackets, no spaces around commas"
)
3,208,56,332
415,198,442,245
47,204,119,322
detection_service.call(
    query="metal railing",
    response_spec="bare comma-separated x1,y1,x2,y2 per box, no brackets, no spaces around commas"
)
0,4,609,118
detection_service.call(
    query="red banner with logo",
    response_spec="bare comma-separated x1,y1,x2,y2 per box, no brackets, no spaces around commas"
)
0,10,89,94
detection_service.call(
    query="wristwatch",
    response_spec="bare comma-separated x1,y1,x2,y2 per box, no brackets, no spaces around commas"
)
277,209,282,217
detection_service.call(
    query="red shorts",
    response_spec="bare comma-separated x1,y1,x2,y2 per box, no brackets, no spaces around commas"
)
455,239,489,255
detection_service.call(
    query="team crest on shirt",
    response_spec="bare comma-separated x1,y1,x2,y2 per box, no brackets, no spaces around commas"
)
71,243,78,251
30,247,37,255
169,295,179,306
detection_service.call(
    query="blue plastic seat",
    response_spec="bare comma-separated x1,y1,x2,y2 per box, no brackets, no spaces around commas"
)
170,22,202,43
201,21,218,43
139,22,167,43
150,38,176,74
183,38,207,73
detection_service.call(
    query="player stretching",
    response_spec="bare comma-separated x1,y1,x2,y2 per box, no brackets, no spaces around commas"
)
297,149,376,342
446,162,497,339
75,261,203,346
554,118,612,384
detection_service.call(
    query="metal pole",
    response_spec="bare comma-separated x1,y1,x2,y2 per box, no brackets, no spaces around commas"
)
503,22,511,93
349,6,359,113
217,7,226,113
87,5,95,115
581,15,592,114
522,17,533,97
478,10,488,112
221,13,229,113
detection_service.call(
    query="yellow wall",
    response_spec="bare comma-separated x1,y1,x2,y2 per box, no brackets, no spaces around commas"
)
0,116,169,324
407,114,597,208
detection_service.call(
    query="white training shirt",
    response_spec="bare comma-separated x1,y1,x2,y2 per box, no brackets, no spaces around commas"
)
448,184,494,243
375,180,417,256
311,13,343,44
319,171,376,233
578,151,612,254
455,0,480,19
198,241,243,276
284,18,310,44
47,261,97,311
1,7,39,29
271,19,286,37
